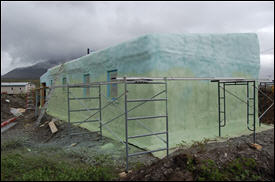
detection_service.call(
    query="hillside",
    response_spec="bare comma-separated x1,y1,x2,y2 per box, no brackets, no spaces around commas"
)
1,60,63,80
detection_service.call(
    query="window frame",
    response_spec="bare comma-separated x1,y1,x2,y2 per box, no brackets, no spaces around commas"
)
83,73,90,97
62,77,67,91
107,69,118,99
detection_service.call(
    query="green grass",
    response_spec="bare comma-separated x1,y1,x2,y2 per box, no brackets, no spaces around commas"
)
1,140,118,181
176,138,211,152
184,156,262,181
1,152,117,181
1,140,24,152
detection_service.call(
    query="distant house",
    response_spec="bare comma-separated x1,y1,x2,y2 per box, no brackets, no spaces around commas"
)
1,82,35,94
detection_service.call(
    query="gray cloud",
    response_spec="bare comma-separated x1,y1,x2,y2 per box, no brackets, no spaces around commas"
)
1,1,274,78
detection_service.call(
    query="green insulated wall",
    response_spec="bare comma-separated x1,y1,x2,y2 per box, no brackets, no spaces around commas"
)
41,33,271,157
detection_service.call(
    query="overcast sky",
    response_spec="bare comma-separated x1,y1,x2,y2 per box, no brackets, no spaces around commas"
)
1,1,274,79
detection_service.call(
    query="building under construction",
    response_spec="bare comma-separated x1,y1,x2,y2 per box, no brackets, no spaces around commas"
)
40,33,272,162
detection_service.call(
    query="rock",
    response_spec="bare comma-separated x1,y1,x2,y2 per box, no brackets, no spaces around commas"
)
183,171,194,181
164,162,171,168
160,167,166,172
119,170,132,178
163,168,173,177
119,172,127,178
70,143,78,147
151,173,161,181
145,174,151,180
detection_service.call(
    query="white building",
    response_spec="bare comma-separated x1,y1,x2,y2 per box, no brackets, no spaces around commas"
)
1,82,36,94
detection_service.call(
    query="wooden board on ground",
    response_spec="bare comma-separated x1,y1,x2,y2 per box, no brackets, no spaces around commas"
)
40,121,50,127
48,120,58,134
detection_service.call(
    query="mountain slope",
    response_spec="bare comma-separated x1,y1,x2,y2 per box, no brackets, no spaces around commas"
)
1,58,72,80
2,61,57,80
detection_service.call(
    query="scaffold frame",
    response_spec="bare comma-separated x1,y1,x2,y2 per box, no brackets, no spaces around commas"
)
36,76,266,172
211,79,257,143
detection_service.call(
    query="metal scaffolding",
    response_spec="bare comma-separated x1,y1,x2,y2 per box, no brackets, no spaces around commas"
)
211,80,257,143
37,76,265,172
257,81,274,126
123,77,169,172
67,84,102,138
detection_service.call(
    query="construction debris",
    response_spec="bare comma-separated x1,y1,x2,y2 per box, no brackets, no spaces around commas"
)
10,108,25,117
48,120,58,134
119,170,132,178
1,117,17,128
70,143,78,147
1,122,17,133
248,143,263,151
1,94,27,122
39,121,50,128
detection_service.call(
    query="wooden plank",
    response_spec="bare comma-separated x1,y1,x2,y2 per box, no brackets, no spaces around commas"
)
39,121,50,127
48,120,58,134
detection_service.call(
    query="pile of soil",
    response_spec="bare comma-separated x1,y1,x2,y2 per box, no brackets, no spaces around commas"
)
123,129,274,181
1,94,27,122
258,86,274,125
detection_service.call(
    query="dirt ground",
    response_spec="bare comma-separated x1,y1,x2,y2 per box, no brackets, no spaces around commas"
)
1,100,157,171
1,92,274,181
123,128,274,181
1,94,27,122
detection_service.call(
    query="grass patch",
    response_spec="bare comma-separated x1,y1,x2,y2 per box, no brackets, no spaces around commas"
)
1,151,117,181
132,161,146,171
176,140,188,149
185,157,262,181
1,140,24,152
176,138,213,151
